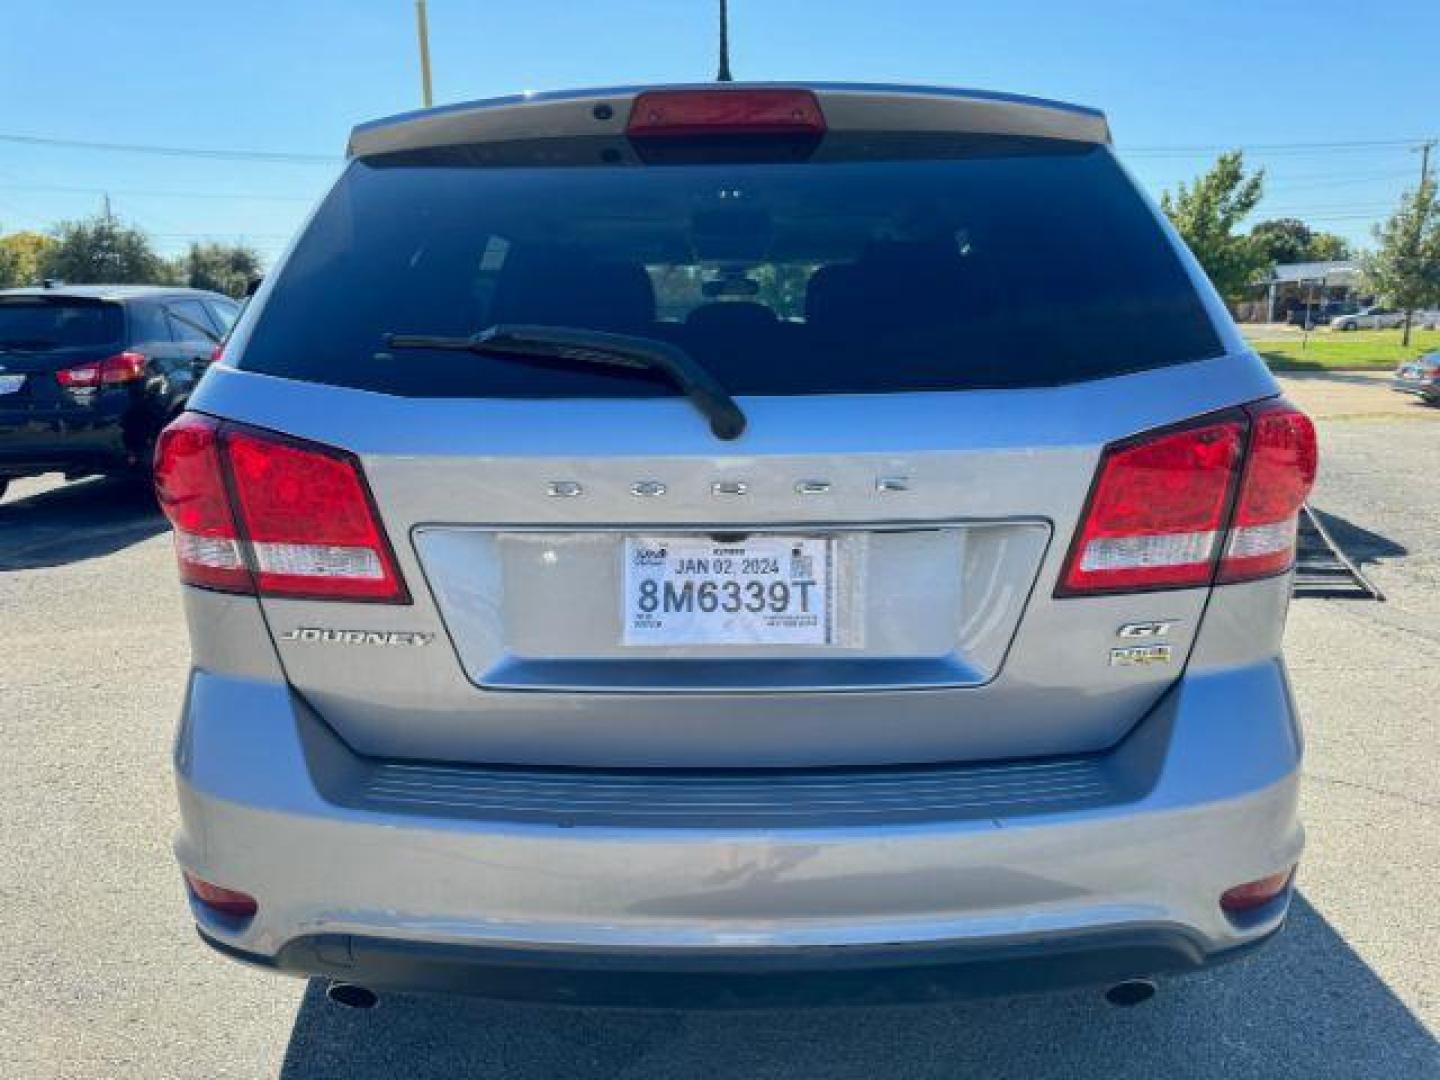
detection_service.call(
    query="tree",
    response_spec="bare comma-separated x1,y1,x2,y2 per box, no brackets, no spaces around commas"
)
1250,218,1314,265
0,229,17,288
1160,151,1267,301
173,241,263,298
40,212,173,285
1249,218,1353,265
1307,231,1352,261
751,263,812,316
1361,178,1440,345
0,230,58,287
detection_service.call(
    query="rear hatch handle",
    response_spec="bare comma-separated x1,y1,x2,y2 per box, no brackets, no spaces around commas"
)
382,323,747,440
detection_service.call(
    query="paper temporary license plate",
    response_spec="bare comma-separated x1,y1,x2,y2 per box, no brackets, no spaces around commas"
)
0,374,25,395
623,535,834,646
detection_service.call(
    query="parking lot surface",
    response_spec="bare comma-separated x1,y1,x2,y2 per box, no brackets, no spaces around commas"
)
2,377,1436,1078
1279,369,1436,421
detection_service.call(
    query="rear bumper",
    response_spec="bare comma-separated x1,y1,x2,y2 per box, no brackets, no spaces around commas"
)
199,921,1282,1007
0,404,135,478
174,641,1303,1002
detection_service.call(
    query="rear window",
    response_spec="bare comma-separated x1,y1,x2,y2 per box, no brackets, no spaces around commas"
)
205,299,241,335
0,300,124,350
238,137,1221,398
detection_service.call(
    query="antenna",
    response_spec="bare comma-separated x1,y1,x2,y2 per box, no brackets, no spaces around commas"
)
415,0,434,107
716,0,733,82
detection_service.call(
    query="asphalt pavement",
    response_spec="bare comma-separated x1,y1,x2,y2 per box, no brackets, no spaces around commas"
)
1,377,1436,1078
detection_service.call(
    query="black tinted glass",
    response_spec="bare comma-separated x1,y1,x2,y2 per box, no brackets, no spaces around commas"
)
238,139,1220,397
205,299,240,334
168,299,219,342
128,302,172,345
0,301,124,350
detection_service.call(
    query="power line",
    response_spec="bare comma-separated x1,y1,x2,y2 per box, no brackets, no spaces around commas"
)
148,231,292,239
0,180,318,203
1122,137,1433,156
1258,200,1401,212
2,127,1433,166
1136,161,1415,182
3,125,1419,246
0,132,335,164
1259,169,1417,193
1,170,1405,218
0,207,293,243
1286,212,1391,222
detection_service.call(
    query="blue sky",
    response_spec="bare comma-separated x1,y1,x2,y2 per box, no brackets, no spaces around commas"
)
1,0,1435,264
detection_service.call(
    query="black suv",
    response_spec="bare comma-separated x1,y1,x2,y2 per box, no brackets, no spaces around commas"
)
0,285,238,501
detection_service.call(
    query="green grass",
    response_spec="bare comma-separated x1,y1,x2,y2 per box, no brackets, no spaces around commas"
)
1248,328,1440,372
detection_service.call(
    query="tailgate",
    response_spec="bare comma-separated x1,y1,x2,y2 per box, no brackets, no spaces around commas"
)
191,360,1275,769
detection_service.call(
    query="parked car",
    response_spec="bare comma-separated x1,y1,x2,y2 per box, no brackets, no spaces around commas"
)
157,83,1315,1009
1330,305,1405,331
1393,353,1440,404
0,284,238,502
1285,301,1355,328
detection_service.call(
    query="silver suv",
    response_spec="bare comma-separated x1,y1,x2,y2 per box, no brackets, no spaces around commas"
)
157,84,1315,1007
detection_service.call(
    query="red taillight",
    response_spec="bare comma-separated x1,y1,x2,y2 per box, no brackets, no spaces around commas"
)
183,871,258,918
224,428,407,601
100,351,147,384
1220,868,1294,914
153,414,251,593
626,88,826,138
1058,417,1246,595
152,414,407,603
55,351,146,388
1058,400,1317,596
55,362,100,388
1217,402,1317,584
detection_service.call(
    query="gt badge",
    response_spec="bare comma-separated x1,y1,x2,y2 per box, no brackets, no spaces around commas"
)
1117,621,1178,639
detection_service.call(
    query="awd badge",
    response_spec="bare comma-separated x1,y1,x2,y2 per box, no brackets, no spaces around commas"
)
1109,644,1173,667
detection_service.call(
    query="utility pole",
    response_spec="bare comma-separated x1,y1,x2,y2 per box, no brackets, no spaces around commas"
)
415,0,434,108
1399,139,1437,345
717,0,733,82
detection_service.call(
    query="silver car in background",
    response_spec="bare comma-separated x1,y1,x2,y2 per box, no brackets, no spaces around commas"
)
1393,353,1440,404
156,83,1316,1007
1330,305,1405,331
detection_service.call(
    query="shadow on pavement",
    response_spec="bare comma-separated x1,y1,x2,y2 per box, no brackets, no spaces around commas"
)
278,895,1437,1079
1307,508,1407,568
0,477,166,570
1268,366,1393,383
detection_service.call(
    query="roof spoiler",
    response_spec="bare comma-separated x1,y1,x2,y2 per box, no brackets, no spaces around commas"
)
347,82,1110,160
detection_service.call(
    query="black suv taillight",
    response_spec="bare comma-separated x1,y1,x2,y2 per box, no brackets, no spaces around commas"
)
55,351,146,388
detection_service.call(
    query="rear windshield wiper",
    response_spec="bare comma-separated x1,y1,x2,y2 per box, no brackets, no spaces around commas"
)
382,324,747,440
0,338,59,350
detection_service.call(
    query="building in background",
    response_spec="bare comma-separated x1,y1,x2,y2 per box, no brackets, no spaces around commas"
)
1235,260,1366,324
